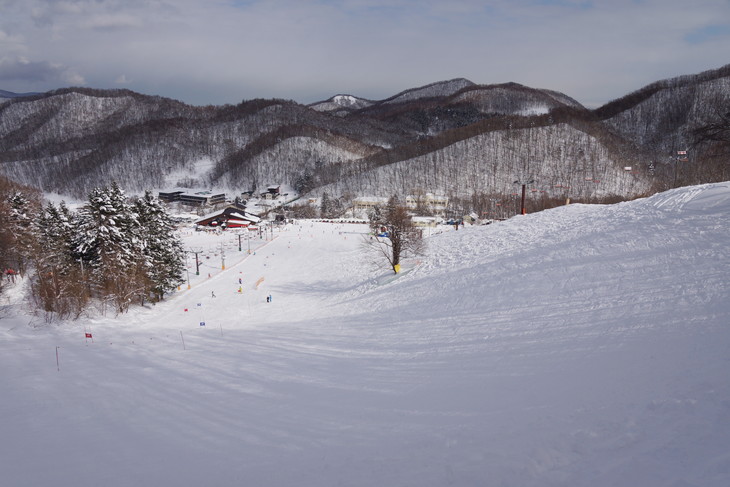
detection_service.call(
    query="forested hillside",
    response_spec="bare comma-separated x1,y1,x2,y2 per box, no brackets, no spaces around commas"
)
1,65,728,206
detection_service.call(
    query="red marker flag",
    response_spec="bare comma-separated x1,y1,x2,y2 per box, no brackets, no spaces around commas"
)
85,333,92,339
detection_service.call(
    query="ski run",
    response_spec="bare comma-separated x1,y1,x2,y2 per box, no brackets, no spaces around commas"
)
1,182,729,486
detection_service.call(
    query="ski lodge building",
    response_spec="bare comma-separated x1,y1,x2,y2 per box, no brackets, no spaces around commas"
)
195,206,261,229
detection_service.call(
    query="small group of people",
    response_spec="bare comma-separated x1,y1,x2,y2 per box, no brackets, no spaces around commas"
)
210,289,272,303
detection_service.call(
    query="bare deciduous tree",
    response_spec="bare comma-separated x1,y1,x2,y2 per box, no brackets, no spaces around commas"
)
366,196,424,274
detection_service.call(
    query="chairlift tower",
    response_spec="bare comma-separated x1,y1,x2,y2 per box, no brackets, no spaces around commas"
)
189,247,203,275
513,177,535,215
674,149,688,187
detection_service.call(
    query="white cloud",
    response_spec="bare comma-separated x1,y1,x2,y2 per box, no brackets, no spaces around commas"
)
0,0,728,105
0,27,26,54
115,74,132,84
0,55,85,86
62,69,86,85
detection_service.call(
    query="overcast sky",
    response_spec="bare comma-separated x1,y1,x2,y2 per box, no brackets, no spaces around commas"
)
1,0,728,107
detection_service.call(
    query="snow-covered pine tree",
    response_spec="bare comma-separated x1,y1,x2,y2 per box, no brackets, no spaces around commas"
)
74,183,143,314
134,191,185,302
320,191,331,219
7,191,37,276
367,203,383,227
35,202,74,271
32,202,88,318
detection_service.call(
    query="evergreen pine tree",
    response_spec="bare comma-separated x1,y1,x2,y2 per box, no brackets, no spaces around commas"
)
134,191,185,301
74,183,143,313
7,192,37,276
320,192,331,218
32,202,88,318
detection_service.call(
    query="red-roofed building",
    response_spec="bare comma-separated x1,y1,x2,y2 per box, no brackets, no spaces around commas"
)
195,205,261,229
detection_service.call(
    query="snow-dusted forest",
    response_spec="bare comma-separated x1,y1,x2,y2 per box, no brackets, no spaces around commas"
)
1,65,729,205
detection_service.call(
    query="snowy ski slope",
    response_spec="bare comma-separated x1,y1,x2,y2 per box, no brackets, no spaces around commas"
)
1,183,729,486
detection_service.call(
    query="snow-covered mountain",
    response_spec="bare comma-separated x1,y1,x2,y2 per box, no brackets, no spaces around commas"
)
381,77,476,104
0,65,728,203
596,64,730,154
1,182,729,486
449,82,584,115
322,122,652,201
308,94,374,114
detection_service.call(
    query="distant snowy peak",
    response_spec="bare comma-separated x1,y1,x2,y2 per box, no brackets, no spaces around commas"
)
310,78,479,113
383,78,476,104
332,95,365,107
308,78,580,117
309,94,374,113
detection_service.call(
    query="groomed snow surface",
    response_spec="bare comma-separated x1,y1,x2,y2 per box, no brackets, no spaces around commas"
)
2,183,729,487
